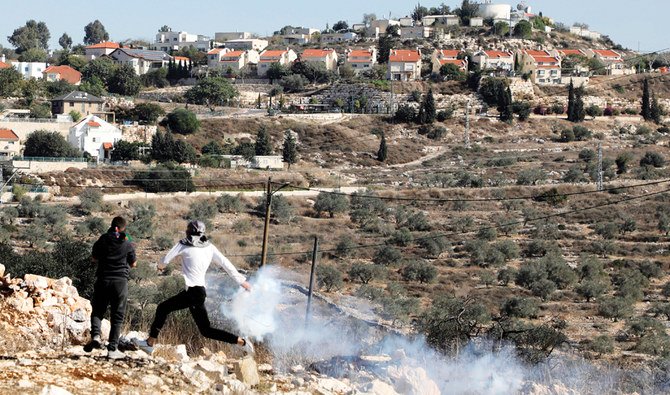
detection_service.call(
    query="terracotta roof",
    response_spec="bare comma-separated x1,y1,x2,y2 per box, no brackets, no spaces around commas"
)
87,121,101,127
173,56,190,62
43,65,82,85
438,49,460,59
593,49,620,58
559,49,585,56
525,50,550,57
389,49,421,63
348,50,374,58
438,59,467,67
0,129,19,141
208,48,226,55
0,61,10,69
260,50,288,58
221,51,245,59
85,41,120,49
532,56,560,64
483,50,512,59
537,65,561,69
102,142,113,150
301,49,335,58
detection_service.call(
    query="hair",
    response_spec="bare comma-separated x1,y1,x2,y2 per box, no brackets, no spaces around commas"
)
111,216,127,231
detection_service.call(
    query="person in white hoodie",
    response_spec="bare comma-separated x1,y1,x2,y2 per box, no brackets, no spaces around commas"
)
135,220,254,355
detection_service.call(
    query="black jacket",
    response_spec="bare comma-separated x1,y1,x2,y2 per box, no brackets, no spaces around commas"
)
92,229,136,280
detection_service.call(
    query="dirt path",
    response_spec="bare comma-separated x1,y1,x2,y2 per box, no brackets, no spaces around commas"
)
389,146,445,169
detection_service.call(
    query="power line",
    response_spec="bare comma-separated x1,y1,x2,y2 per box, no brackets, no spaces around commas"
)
227,185,670,258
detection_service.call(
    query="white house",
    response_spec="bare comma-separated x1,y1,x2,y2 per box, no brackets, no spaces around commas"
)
432,49,467,73
68,115,122,162
257,49,298,76
84,41,120,60
345,48,377,74
422,15,460,27
321,32,358,44
470,17,484,27
400,26,433,40
217,50,260,72
399,17,414,27
0,129,21,160
222,155,284,170
153,30,212,52
569,26,602,41
108,48,171,75
215,32,253,41
471,50,514,73
10,61,47,79
224,39,268,52
387,49,422,81
584,49,633,76
300,49,338,71
518,50,562,84
207,47,232,68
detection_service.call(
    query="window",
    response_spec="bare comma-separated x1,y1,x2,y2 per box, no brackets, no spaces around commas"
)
70,102,75,107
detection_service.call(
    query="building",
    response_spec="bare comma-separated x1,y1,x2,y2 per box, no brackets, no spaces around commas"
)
68,115,122,162
222,155,284,170
108,48,171,75
321,32,358,44
399,17,414,27
470,17,484,27
387,49,422,81
300,49,338,71
400,26,433,40
370,19,401,33
0,129,21,160
224,39,269,52
422,15,460,27
10,61,47,79
477,2,512,20
471,50,514,73
217,50,260,72
207,48,232,68
215,32,253,41
554,49,590,75
569,26,602,40
43,65,82,85
0,55,11,69
51,91,105,117
584,49,633,76
257,49,298,76
153,30,212,52
84,41,120,60
432,49,467,73
345,48,377,74
518,50,562,84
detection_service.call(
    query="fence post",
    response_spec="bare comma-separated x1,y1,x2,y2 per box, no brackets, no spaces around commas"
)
305,236,319,327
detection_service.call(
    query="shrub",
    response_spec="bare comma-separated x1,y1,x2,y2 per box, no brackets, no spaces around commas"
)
153,235,174,251
186,199,217,225
586,104,603,118
640,152,665,168
589,335,614,354
255,194,294,224
401,261,437,283
480,270,496,288
388,227,413,246
348,263,384,284
395,104,417,123
662,281,670,298
417,234,449,258
639,261,662,279
573,126,592,141
595,222,619,240
436,109,453,121
317,264,343,292
497,267,517,286
373,245,402,266
334,235,356,258
75,217,107,236
132,164,195,193
165,108,200,134
516,168,547,185
551,103,565,115
579,148,596,162
559,128,575,142
78,188,104,214
576,280,608,302
530,279,557,300
615,152,634,174
232,219,251,233
126,202,156,239
215,194,244,213
613,268,649,301
501,297,540,318
419,296,490,354
313,192,349,218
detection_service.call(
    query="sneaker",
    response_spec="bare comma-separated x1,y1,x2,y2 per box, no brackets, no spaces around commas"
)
241,337,255,355
83,336,102,353
132,338,154,355
107,349,125,360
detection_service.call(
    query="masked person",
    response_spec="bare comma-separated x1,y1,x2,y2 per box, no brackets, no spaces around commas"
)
134,220,254,355
84,216,137,359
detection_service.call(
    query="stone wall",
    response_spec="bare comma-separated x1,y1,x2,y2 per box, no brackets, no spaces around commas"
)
13,159,88,174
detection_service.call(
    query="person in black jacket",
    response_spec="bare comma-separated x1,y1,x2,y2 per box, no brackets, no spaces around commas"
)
84,216,137,359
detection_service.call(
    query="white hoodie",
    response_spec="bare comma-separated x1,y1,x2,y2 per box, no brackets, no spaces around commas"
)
162,243,246,288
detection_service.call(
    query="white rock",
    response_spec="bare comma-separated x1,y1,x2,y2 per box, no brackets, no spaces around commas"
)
24,274,50,289
154,344,189,362
40,385,73,395
313,377,352,394
142,374,164,386
257,363,273,373
8,296,34,313
18,379,34,388
0,263,4,277
361,380,400,395
387,365,440,395
100,319,111,341
234,356,260,387
290,364,305,373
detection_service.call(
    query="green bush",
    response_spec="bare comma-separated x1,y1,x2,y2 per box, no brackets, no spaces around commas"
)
388,227,413,246
420,296,490,354
153,235,174,251
317,264,343,292
501,297,540,318
516,168,547,185
78,188,103,215
75,217,107,236
598,297,633,320
576,280,608,302
187,199,217,223
313,192,349,218
588,335,614,354
400,261,437,283
126,201,156,239
373,245,402,266
132,164,195,193
640,152,665,168
165,108,200,134
254,194,294,223
348,263,384,284
497,267,517,286
417,234,449,258
216,194,244,213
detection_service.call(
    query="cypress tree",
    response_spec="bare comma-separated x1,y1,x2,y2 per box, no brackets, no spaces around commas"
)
255,126,273,155
650,94,663,124
567,80,575,121
498,87,514,123
423,89,436,124
377,132,388,162
282,131,298,169
641,78,652,121
176,61,184,80
572,87,586,123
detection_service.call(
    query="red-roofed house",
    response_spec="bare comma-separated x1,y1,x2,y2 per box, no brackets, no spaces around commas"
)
84,41,120,60
584,49,633,75
0,129,20,160
431,49,467,73
215,50,260,72
472,50,514,73
68,115,122,162
387,49,422,81
300,49,338,71
345,48,377,75
518,50,562,85
0,61,10,69
257,48,298,77
207,47,232,68
43,65,82,85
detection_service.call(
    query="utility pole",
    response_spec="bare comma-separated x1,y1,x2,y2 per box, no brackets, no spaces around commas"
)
305,236,319,327
597,142,604,191
260,177,273,267
464,99,471,149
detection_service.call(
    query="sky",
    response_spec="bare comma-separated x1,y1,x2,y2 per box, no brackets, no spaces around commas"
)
0,0,667,53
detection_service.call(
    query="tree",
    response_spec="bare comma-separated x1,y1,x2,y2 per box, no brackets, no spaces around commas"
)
401,261,437,283
24,130,79,157
132,164,195,193
140,68,169,88
317,265,343,292
377,35,395,64
377,132,388,162
78,188,103,215
111,140,142,162
8,20,50,53
332,20,349,31
455,0,480,26
641,78,652,121
650,95,663,124
166,108,199,134
82,57,117,86
132,103,165,124
567,83,585,123
150,130,195,163
266,63,289,83
313,192,349,218
18,47,48,62
420,89,436,124
282,131,298,169
373,245,402,266
420,296,489,354
108,64,141,96
349,263,383,284
498,87,514,123
362,13,377,28
254,126,273,156
493,21,510,36
83,20,109,45
184,77,239,109
640,151,665,168
58,33,72,50
439,63,466,81
279,74,307,92
513,20,533,39
412,4,429,21
0,68,23,97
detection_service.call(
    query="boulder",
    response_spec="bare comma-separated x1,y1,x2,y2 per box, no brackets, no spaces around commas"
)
361,380,400,395
24,274,50,289
142,374,164,387
0,263,4,277
234,356,260,387
387,365,440,395
154,344,189,362
311,377,352,395
8,295,34,313
40,385,73,395
196,359,227,380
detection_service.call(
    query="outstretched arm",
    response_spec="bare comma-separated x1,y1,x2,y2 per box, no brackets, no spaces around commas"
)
212,246,250,291
158,242,183,271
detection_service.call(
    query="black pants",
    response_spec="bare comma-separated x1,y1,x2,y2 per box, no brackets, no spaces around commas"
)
149,286,238,344
90,279,128,351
